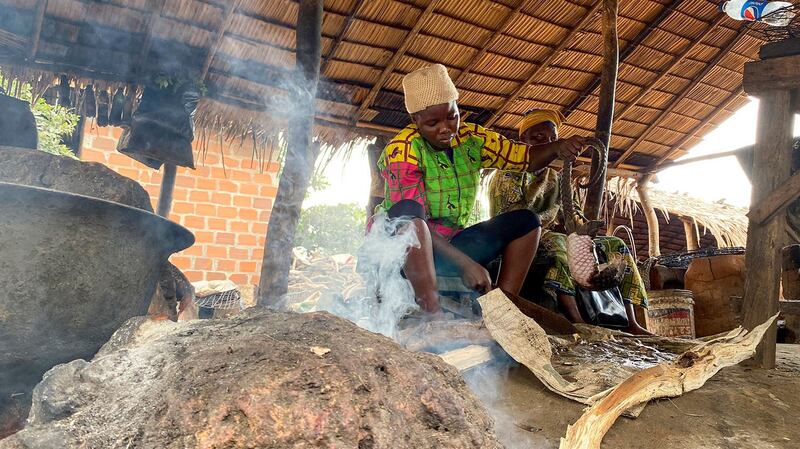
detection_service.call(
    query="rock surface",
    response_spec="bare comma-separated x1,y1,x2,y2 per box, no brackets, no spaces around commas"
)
0,147,153,211
0,309,500,449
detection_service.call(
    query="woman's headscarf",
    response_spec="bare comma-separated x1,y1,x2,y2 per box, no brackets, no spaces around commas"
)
517,109,565,136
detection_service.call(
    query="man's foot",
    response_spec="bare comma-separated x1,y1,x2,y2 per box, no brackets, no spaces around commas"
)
623,323,654,336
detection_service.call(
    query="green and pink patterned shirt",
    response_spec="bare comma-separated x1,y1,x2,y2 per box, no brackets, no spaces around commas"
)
377,122,534,239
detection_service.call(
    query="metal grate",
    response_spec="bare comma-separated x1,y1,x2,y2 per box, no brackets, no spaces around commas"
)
193,289,243,310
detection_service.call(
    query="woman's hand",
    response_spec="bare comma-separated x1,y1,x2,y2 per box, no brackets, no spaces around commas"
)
554,135,587,162
460,261,492,294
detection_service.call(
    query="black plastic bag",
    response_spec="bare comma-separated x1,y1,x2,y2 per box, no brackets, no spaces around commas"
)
117,82,199,169
575,243,629,329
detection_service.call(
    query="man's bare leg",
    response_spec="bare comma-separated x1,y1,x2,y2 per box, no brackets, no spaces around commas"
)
402,218,441,313
623,303,653,335
497,228,541,295
557,292,586,324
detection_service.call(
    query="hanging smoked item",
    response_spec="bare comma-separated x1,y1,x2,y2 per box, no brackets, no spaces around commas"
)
0,92,38,149
117,82,199,169
96,89,110,127
57,75,71,109
121,85,135,125
109,87,125,126
82,84,96,118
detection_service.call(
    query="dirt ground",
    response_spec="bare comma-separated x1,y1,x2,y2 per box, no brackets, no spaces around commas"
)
490,344,800,449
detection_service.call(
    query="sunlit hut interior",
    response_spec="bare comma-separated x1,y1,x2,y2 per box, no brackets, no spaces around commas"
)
2,0,800,447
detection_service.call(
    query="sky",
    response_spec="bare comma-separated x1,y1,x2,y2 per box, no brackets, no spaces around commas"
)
305,98,797,210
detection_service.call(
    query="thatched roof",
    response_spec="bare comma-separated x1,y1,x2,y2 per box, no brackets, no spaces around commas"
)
0,0,761,168
608,178,748,250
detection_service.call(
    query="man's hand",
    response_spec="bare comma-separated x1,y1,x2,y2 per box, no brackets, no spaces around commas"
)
461,261,492,294
554,135,587,162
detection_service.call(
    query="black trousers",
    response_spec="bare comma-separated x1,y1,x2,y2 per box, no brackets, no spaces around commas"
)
387,200,540,276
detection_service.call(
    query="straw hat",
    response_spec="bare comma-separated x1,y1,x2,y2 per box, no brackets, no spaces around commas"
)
402,64,459,114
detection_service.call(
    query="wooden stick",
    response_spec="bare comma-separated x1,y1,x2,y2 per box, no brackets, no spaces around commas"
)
651,147,745,172
584,0,618,220
257,0,324,305
485,1,601,127
439,345,494,372
559,314,777,449
354,0,441,122
200,0,243,81
156,164,177,218
319,0,366,75
636,174,660,257
682,218,700,251
741,89,794,369
29,0,47,60
747,168,800,225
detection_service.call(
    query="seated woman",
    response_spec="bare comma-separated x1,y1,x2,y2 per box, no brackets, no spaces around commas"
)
375,65,587,314
488,109,651,335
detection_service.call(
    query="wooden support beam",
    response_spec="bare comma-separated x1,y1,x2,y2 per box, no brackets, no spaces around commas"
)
29,0,47,60
354,0,441,122
453,0,528,86
584,0,618,220
138,0,167,72
682,218,700,251
366,137,388,218
741,89,794,369
156,164,177,218
562,0,684,119
747,168,800,225
652,88,746,168
484,1,601,128
200,0,242,80
743,53,800,93
613,14,727,124
637,174,660,257
652,146,744,173
613,25,747,168
258,0,324,306
320,0,366,75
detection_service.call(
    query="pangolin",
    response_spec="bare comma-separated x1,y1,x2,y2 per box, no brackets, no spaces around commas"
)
561,138,625,291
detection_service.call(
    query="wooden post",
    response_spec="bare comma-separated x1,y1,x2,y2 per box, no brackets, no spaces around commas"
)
637,174,660,257
366,136,388,219
740,89,793,369
682,217,700,251
585,0,618,220
782,245,800,300
257,0,323,306
156,164,177,218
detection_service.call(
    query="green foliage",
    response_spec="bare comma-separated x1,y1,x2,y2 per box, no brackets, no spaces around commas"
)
296,203,367,255
0,71,79,158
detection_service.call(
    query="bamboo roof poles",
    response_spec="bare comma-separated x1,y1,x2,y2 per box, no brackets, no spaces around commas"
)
258,0,324,306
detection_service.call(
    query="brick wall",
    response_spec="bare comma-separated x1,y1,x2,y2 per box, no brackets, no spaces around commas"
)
79,122,279,287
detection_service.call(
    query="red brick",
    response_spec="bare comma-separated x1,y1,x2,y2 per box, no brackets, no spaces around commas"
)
211,192,232,206
194,166,212,178
218,180,237,192
107,153,133,167
253,198,271,210
175,175,195,188
239,184,259,195
231,170,252,182
208,218,227,230
151,173,163,184
169,255,192,267
252,247,265,260
80,148,106,163
257,235,266,246
194,258,213,270
267,162,280,172
253,173,273,185
229,273,249,285
258,211,271,221
109,126,123,139
196,204,217,216
260,186,278,197
218,206,237,218
216,259,236,272
207,245,228,258
251,223,268,234
182,215,205,230
93,136,117,151
239,261,257,273
238,234,257,246
194,231,214,245
117,167,140,180
172,188,189,201
182,271,204,282
189,191,210,202
207,272,227,281
216,232,236,244
250,274,260,286
211,167,227,179
229,248,249,260
230,221,249,233
203,153,220,165
239,208,257,220
233,195,252,207
173,202,194,214
197,178,217,190
182,245,204,257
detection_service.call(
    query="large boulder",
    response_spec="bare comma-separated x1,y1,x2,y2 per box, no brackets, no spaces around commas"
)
0,146,153,211
0,309,500,449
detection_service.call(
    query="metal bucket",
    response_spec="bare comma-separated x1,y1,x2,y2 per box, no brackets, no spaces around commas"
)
0,182,193,431
645,289,696,338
